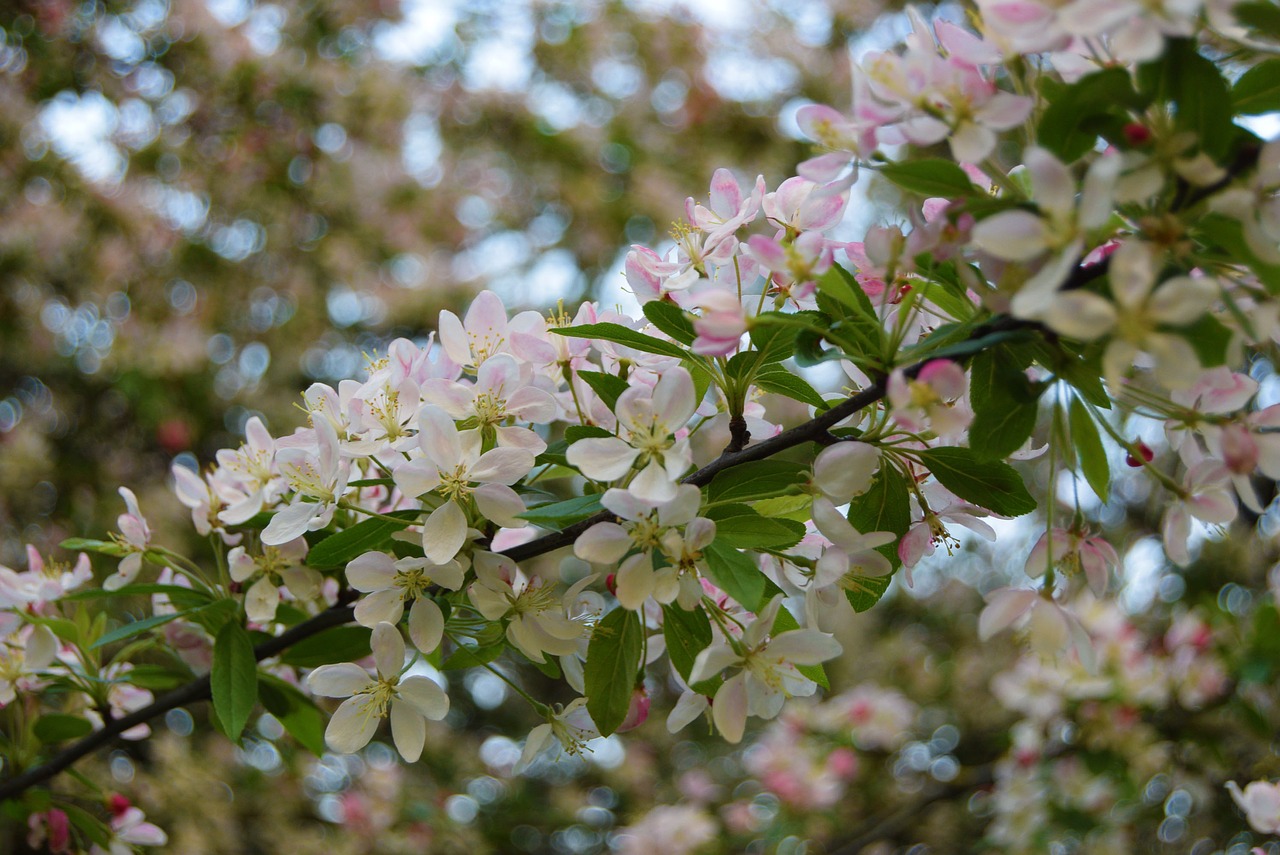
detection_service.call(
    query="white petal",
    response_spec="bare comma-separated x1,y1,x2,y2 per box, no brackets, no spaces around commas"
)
766,630,842,665
390,699,427,761
408,598,444,654
422,501,468,564
371,621,406,678
566,438,639,481
326,695,381,754
261,502,320,546
398,675,450,720
308,663,371,697
574,522,632,564
345,551,397,591
971,211,1049,262
354,587,405,628
689,642,740,684
712,672,749,743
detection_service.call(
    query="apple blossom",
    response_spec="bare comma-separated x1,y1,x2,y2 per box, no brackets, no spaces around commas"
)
467,552,594,663
395,406,534,564
886,359,970,438
566,366,696,503
345,551,464,655
307,622,449,760
689,597,842,743
228,538,321,624
103,487,151,591
1227,779,1280,835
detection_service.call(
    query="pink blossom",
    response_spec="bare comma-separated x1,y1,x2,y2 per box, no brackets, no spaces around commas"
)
691,289,748,356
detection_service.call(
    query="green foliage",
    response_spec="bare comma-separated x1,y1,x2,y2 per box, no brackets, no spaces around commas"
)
258,673,328,757
879,159,977,198
704,504,807,550
661,603,714,686
576,371,629,411
847,465,913,572
915,447,1037,516
553,322,689,359
211,621,259,742
702,540,767,611
1069,398,1111,504
584,607,643,735
968,350,1043,460
517,494,605,530
1232,58,1280,114
279,626,373,669
643,301,697,344
705,460,810,506
306,511,419,570
1038,68,1145,162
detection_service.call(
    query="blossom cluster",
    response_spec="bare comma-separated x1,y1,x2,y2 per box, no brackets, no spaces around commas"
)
2,0,1280,849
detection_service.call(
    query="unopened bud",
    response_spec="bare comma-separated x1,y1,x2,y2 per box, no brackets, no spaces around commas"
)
1125,441,1154,467
1123,122,1152,147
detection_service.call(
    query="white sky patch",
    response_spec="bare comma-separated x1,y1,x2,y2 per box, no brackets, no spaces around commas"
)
373,0,460,65
38,91,126,185
1119,536,1165,614
1240,113,1280,140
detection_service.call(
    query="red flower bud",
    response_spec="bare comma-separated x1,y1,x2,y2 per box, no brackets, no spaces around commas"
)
1125,441,1154,467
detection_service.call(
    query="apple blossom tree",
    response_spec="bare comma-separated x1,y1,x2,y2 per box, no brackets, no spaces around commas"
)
4,1,1280,851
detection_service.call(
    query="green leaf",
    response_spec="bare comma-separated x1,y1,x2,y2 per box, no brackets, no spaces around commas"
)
817,267,884,361
843,574,893,613
565,425,614,444
62,583,214,603
847,465,913,571
707,460,810,505
1234,2,1280,42
122,663,194,691
968,351,1042,460
58,537,127,557
91,611,188,649
1175,313,1234,369
754,364,829,410
305,510,419,570
769,606,828,689
705,504,806,550
584,607,643,735
279,626,373,669
702,540,766,611
33,713,94,743
211,621,259,741
347,478,396,488
643,301,697,344
258,672,327,756
1140,39,1233,160
577,370,629,411
1233,58,1280,114
1038,68,1143,162
517,493,605,530
880,158,977,198
553,322,688,359
970,396,1039,460
62,804,112,848
661,603,713,684
441,641,505,670
916,447,1037,517
1069,398,1111,504
1194,213,1280,295
748,319,800,364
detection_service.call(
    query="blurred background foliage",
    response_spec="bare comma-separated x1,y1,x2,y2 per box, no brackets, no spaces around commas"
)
0,0,881,562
